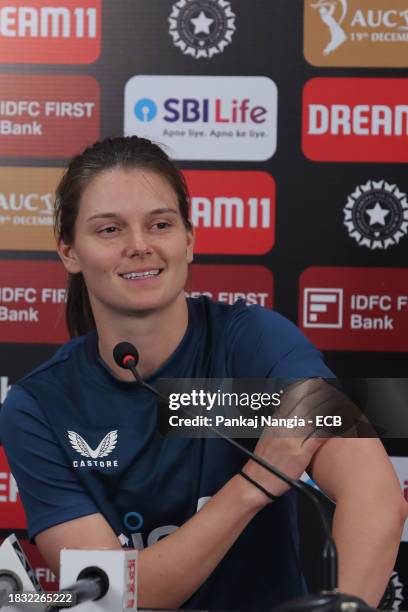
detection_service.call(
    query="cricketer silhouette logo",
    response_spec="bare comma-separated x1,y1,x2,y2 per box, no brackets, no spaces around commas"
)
68,430,118,459
305,1,408,67
311,0,348,55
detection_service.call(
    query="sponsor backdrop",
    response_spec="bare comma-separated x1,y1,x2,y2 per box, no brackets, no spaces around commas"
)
0,0,407,607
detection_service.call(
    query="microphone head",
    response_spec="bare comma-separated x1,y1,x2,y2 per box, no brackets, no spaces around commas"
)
113,342,139,370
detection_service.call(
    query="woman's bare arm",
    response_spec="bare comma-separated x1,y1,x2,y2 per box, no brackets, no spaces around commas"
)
36,474,267,609
310,436,408,607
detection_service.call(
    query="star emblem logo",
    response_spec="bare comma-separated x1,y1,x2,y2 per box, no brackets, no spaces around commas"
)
168,0,236,59
365,202,390,226
190,10,214,35
343,180,408,250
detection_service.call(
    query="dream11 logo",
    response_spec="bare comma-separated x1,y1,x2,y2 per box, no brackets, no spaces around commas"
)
302,77,408,162
0,1,101,63
183,170,276,255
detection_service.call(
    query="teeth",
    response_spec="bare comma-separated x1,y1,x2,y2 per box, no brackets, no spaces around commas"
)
122,270,160,279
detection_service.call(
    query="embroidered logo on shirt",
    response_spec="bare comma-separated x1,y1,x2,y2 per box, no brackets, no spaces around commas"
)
68,430,119,468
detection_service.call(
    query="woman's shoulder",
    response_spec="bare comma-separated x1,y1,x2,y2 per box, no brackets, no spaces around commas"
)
188,295,272,324
0,335,89,418
187,296,332,378
19,335,88,384
188,295,292,335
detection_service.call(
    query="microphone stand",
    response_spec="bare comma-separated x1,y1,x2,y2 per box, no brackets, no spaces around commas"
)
124,359,376,612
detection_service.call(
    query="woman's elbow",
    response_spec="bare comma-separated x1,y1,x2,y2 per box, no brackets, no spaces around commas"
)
383,492,408,544
396,494,408,528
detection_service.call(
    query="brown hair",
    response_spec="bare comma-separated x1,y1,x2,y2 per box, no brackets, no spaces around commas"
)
54,136,192,338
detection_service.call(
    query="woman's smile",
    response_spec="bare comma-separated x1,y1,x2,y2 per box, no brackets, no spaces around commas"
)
119,268,164,284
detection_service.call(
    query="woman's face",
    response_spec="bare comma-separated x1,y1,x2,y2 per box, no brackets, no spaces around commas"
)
58,167,193,322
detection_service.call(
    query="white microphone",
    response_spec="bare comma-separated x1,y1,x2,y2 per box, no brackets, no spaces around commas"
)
58,549,138,611
0,533,43,610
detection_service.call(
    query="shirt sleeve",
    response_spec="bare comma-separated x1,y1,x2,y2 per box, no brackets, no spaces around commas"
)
0,384,99,541
225,304,334,378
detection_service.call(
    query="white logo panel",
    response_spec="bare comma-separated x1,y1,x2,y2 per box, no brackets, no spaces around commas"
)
124,75,278,161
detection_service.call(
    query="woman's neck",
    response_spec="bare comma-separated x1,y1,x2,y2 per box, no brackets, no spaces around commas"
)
96,294,189,381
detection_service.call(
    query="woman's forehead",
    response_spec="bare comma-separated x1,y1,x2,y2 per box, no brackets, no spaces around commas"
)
79,167,179,214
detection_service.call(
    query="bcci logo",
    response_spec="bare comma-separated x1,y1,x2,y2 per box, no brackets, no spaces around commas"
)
343,180,408,250
68,430,119,468
168,0,236,59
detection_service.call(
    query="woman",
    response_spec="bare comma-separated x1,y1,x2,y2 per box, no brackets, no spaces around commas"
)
0,137,406,610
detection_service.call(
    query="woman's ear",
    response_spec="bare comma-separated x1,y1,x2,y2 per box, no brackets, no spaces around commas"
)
57,239,82,274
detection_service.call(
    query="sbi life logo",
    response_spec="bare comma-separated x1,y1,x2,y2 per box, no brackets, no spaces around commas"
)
133,96,267,124
134,98,157,122
125,76,277,160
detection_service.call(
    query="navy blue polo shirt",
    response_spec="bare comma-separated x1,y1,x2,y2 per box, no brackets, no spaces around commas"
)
0,297,333,609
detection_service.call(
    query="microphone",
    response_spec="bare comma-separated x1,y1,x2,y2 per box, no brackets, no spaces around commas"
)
49,568,108,610
0,534,43,609
54,548,137,611
112,341,376,611
113,342,139,370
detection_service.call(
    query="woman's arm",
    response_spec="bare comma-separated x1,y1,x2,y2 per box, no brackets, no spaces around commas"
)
309,436,408,607
36,429,325,610
231,379,408,608
36,474,265,609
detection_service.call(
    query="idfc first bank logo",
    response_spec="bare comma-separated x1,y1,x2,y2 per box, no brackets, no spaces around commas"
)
124,76,278,161
0,1,101,64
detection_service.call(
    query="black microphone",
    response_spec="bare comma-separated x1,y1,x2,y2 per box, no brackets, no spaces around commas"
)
48,567,109,610
112,341,376,612
113,341,163,397
113,342,139,370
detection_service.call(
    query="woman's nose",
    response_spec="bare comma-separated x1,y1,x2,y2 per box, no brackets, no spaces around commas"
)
123,229,152,257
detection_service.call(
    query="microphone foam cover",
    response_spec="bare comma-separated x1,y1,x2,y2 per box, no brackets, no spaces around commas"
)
113,342,139,369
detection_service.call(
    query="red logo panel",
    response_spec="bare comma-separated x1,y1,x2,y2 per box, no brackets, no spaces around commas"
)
0,1,101,64
302,78,408,162
183,171,275,255
186,264,273,308
0,260,68,344
0,447,26,529
0,75,99,158
299,267,408,351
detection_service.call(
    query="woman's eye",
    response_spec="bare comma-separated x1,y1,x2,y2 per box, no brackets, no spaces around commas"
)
98,226,119,235
152,221,171,230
